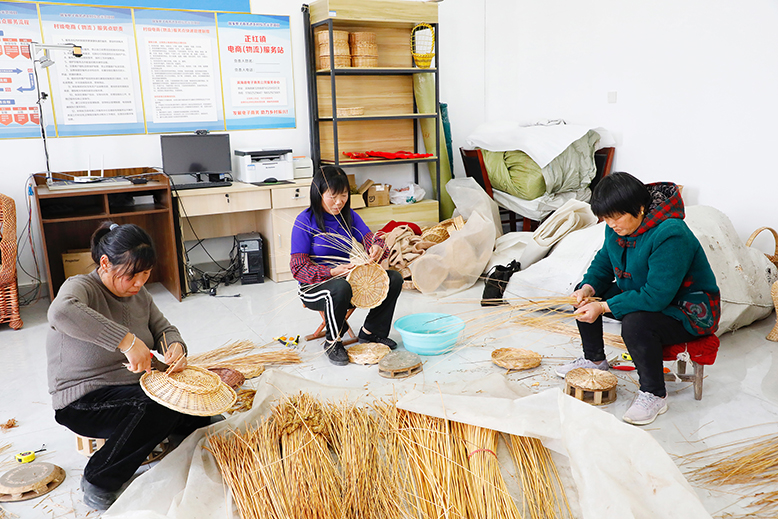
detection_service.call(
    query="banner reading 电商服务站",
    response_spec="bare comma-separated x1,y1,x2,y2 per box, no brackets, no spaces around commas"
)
0,2,293,139
217,13,295,130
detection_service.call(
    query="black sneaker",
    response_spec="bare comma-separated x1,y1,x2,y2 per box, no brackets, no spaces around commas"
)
81,478,123,510
323,340,350,365
358,329,398,349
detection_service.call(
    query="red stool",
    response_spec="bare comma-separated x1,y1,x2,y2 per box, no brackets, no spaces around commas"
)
662,334,720,400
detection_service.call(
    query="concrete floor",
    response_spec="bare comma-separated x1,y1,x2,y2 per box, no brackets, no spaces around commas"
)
1,278,777,518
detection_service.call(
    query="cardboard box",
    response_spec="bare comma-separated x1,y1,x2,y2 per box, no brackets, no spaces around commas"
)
62,249,96,279
358,179,392,207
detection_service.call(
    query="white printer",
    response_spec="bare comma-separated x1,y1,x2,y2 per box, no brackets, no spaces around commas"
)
234,149,294,183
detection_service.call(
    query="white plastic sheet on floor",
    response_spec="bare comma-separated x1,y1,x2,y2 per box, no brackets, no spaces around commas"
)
503,205,777,334
104,369,711,519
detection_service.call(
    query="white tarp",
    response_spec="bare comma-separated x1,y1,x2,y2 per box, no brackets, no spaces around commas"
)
104,369,711,519
503,205,777,334
519,199,598,269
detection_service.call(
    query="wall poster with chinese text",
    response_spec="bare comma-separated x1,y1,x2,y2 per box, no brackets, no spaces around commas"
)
39,3,145,136
0,2,45,139
135,9,224,134
217,13,295,130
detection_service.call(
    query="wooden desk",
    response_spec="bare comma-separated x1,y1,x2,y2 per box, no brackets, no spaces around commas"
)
173,180,312,287
33,171,181,301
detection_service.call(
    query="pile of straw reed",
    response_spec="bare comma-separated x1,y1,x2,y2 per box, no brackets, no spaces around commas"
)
189,340,301,379
681,432,778,518
0,418,17,432
207,392,572,519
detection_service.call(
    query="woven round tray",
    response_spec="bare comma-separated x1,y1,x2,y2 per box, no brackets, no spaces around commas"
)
421,225,449,244
565,368,618,391
347,262,390,309
491,348,542,370
141,365,237,416
347,342,391,365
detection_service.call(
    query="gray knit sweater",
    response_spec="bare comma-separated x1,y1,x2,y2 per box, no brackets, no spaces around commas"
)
46,270,186,410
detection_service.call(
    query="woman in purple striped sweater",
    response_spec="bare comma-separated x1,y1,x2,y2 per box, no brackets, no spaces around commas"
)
290,166,403,365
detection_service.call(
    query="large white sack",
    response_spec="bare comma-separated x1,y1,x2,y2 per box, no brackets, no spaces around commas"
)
519,198,598,268
503,205,776,334
410,178,500,296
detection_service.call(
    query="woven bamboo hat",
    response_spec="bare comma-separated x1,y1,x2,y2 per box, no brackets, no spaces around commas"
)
347,262,389,309
491,348,542,370
140,365,237,416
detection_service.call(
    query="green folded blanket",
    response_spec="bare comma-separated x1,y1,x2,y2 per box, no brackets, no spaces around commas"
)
481,149,546,200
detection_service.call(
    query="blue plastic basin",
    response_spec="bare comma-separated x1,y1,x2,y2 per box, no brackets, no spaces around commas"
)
394,313,465,355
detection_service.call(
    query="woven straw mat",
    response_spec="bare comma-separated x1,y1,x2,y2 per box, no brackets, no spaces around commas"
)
348,342,391,365
141,365,237,416
491,348,541,370
565,368,618,391
347,263,389,309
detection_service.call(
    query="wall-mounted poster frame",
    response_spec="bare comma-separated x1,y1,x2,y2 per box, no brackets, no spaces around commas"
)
217,13,295,130
0,1,45,138
39,3,146,136
135,9,224,134
0,1,294,139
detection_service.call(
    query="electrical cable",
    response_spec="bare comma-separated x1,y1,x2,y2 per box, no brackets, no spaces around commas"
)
16,175,44,306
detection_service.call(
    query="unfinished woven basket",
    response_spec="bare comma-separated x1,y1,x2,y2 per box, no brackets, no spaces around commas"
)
421,225,449,244
745,227,778,269
565,368,618,391
347,342,391,365
347,262,389,309
208,367,245,389
491,348,542,370
140,365,237,416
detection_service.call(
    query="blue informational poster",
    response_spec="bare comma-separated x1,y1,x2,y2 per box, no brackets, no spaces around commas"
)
38,0,250,13
217,13,295,130
0,2,45,138
39,3,146,136
135,9,224,134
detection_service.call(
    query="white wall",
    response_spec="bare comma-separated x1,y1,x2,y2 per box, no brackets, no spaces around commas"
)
472,0,778,254
9,0,774,287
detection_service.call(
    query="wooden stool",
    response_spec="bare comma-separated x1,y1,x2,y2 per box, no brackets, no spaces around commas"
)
75,434,171,465
305,308,358,345
662,335,719,401
564,368,618,406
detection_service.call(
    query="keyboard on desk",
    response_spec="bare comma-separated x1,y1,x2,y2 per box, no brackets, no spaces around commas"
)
171,180,232,191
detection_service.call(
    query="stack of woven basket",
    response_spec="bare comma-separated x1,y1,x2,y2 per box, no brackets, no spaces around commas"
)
349,31,377,67
317,29,350,69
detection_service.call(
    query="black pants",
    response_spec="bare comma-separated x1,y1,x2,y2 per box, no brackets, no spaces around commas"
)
299,270,403,341
55,385,210,491
577,311,696,398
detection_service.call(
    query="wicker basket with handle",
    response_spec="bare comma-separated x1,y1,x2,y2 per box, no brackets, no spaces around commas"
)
745,227,778,268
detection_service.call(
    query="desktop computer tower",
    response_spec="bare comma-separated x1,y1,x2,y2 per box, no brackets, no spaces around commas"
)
237,233,264,284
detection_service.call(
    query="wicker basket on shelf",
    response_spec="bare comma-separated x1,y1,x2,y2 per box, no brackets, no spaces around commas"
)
410,23,435,68
347,262,390,309
491,348,542,371
352,55,378,67
336,106,364,117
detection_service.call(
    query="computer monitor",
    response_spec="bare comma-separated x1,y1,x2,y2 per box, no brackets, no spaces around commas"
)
160,133,232,181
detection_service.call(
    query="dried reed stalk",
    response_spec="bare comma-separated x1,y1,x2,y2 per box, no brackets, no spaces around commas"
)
0,503,19,519
273,393,341,519
194,350,301,379
188,340,257,365
505,434,572,519
396,409,467,519
228,389,257,414
454,422,522,519
0,418,17,432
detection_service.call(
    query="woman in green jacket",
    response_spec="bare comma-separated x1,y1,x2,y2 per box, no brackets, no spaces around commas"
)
556,172,720,425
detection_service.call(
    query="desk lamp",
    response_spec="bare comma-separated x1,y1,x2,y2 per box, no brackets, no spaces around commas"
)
27,42,83,184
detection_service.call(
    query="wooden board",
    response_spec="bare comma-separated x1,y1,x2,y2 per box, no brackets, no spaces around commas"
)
319,119,414,162
317,76,414,118
309,0,438,24
355,199,439,231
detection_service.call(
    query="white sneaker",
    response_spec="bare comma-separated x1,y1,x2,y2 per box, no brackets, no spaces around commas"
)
623,391,668,425
555,357,610,378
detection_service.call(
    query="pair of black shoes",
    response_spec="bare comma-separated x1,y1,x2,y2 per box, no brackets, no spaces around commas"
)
324,328,398,366
481,260,521,306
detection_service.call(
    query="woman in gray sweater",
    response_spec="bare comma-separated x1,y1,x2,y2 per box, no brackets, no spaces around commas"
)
47,222,210,510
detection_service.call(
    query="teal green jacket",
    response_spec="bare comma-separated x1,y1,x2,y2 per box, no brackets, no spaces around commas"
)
580,183,720,336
